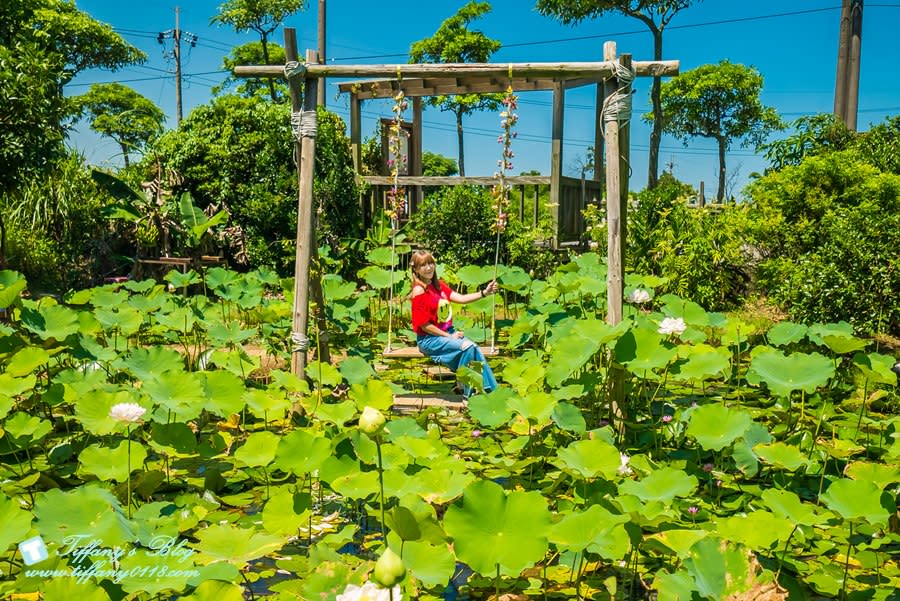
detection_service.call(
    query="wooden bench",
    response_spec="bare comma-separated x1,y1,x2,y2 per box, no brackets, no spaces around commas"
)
382,345,499,358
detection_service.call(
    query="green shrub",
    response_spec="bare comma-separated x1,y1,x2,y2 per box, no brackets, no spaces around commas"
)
410,186,496,268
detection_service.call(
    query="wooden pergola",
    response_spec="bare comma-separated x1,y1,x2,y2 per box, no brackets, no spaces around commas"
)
235,30,678,383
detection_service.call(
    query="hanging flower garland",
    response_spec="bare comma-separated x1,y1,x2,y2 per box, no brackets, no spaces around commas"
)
491,84,518,233
385,81,409,224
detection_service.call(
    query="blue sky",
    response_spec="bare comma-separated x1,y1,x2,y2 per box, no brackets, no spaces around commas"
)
68,0,900,197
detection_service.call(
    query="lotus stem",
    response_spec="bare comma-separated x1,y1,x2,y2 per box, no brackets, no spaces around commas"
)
840,522,853,600
126,425,132,518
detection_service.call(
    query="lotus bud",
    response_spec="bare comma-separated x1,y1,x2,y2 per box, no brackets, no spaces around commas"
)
359,406,386,436
373,547,406,587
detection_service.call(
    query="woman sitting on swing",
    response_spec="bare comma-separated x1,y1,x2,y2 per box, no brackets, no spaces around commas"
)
410,249,498,397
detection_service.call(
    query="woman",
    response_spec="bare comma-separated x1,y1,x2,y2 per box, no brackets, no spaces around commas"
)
409,250,498,397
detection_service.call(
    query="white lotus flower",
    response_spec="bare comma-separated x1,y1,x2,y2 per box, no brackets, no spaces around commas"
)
626,289,651,304
336,582,402,601
617,453,633,476
657,317,687,336
108,402,146,424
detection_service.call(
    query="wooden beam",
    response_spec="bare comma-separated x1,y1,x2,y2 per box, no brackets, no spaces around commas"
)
359,175,549,186
549,81,564,249
411,96,423,214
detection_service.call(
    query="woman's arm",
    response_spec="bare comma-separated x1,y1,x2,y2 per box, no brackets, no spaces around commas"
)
449,280,498,304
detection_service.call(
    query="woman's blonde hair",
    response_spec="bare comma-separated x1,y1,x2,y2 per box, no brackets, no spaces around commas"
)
410,249,440,292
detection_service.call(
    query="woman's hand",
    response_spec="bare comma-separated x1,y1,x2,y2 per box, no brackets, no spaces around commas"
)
483,280,498,296
452,330,465,339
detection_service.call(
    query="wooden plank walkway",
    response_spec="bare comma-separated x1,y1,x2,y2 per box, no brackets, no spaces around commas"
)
392,393,466,413
383,346,499,358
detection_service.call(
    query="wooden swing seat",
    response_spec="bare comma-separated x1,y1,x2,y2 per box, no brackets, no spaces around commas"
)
382,345,499,358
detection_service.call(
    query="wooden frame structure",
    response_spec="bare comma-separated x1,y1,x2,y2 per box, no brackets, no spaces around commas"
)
235,29,678,381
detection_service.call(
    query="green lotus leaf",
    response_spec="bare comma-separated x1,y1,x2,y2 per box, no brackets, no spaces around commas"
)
683,537,761,599
0,372,36,397
499,266,531,291
0,493,33,552
32,485,135,547
322,274,358,301
319,456,380,499
306,360,343,388
3,411,52,446
754,441,809,471
0,270,27,309
820,479,891,526
545,329,602,387
143,371,206,421
393,436,449,462
267,369,309,395
77,334,118,363
78,439,147,482
234,431,280,467
508,390,558,425
652,569,696,601
74,389,140,435
467,387,514,428
206,321,255,347
209,348,259,377
619,467,698,503
200,370,246,417
716,317,755,347
146,423,196,459
205,267,240,294
412,466,475,505
164,269,201,289
119,346,185,381
730,422,773,476
94,305,144,336
659,295,709,327
339,356,376,386
747,350,835,397
821,333,868,355
671,345,730,383
314,401,357,425
844,461,900,489
766,321,808,347
348,378,394,411
807,321,853,347
554,438,622,480
456,264,495,286
39,579,112,601
192,523,284,566
686,404,753,451
851,352,898,385
181,580,244,601
444,480,550,577
20,302,81,340
401,539,456,588
615,327,677,373
261,488,312,536
645,529,708,559
551,402,586,433
819,437,865,459
358,265,394,289
548,505,629,555
713,510,793,549
6,346,50,377
153,303,198,334
760,489,827,526
274,429,331,476
244,388,290,418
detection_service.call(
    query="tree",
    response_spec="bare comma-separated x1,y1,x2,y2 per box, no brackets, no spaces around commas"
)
535,0,698,190
215,41,288,100
652,60,783,201
410,1,502,176
422,151,459,177
211,0,306,102
74,83,165,168
759,113,854,171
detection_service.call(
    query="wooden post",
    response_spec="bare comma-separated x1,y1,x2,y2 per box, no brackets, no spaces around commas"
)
317,0,326,107
518,185,525,222
549,81,564,249
350,92,367,229
699,181,705,207
834,0,851,122
594,82,604,191
411,96,424,214
285,33,319,377
845,0,863,131
533,185,539,227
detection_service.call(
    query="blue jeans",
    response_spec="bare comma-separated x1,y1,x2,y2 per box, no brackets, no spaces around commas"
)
416,328,498,396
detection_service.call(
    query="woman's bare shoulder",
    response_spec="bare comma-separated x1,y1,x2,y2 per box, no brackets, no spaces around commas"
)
411,284,426,298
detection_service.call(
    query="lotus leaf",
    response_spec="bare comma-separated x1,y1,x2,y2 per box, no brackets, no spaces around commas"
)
766,321,808,347
205,321,255,347
349,378,393,411
144,371,206,420
3,411,52,446
261,488,312,535
400,539,456,588
413,466,475,504
111,546,198,596
671,345,730,383
747,350,834,397
554,438,622,480
164,269,201,289
0,372,36,398
0,270,27,309
686,403,753,451
322,275,359,301
306,360,343,388
244,388,291,418
730,422,773,476
507,390,558,426
393,435,448,461
181,580,244,601
713,510,793,549
619,467,698,503
614,327,677,373
40,579,111,601
821,333,869,354
807,321,853,347
154,304,198,333
339,356,376,385
315,400,357,425
659,294,709,326
74,389,140,435
715,317,754,347
118,346,185,381
32,485,135,547
820,479,891,526
358,265,394,289
652,570,695,601
192,523,284,566
551,402,586,433
467,388,514,427
645,529,707,559
234,431,280,467
200,371,246,417
499,266,531,291
320,456,380,499
760,489,827,526
852,352,898,385
6,346,50,377
385,505,422,541
20,302,81,340
94,305,143,336
444,480,550,577
548,505,629,556
0,493,32,552
78,439,147,482
683,537,769,599
274,430,331,475
77,335,118,363
754,441,809,471
456,264,495,286
844,461,900,489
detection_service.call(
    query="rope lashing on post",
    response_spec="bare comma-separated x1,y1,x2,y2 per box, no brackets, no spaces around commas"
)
601,61,635,126
291,331,310,353
283,60,306,80
290,110,318,142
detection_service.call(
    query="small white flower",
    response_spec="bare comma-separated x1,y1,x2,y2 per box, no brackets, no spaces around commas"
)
617,453,633,476
627,289,651,304
336,582,402,601
109,402,146,424
589,241,599,250
657,317,687,336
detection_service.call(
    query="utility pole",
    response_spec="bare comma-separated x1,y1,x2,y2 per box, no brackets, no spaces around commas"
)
158,6,197,126
317,0,326,107
834,0,864,130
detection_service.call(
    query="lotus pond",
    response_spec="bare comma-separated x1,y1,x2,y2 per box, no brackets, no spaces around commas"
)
0,253,898,601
